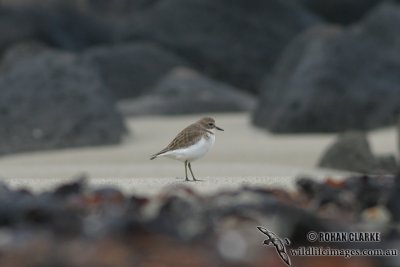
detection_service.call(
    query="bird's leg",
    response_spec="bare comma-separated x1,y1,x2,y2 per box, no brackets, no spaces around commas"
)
188,162,198,181
184,160,190,181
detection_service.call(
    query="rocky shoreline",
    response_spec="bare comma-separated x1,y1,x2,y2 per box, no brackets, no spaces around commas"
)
1,1,400,156
0,173,398,267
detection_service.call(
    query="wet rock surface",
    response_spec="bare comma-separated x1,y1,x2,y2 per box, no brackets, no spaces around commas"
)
0,174,397,267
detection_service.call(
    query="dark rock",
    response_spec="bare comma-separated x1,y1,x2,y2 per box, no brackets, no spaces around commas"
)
83,42,190,99
299,0,381,24
0,41,48,70
296,177,321,199
84,0,156,16
375,155,398,174
0,174,396,266
354,175,385,210
18,195,82,235
0,5,114,55
0,7,38,54
117,68,256,116
253,3,400,133
33,6,114,51
386,175,400,222
318,131,398,174
115,188,199,238
0,179,10,199
148,192,209,241
297,175,396,222
53,175,87,198
398,117,400,156
297,176,355,211
124,0,320,92
318,132,376,173
91,187,126,204
0,47,126,155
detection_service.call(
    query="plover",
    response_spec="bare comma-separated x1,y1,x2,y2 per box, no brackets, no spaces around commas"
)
150,117,224,181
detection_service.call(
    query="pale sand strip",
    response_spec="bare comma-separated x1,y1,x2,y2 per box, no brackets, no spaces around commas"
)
0,113,397,194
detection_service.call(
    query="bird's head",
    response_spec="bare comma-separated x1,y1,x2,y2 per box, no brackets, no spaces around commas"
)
198,117,224,131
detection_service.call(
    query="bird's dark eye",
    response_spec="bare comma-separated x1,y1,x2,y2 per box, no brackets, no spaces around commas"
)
208,123,213,126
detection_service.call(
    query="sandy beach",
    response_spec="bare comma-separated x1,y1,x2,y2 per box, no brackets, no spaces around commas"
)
0,113,397,195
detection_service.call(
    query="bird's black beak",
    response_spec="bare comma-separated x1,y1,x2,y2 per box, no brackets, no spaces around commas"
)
216,126,224,131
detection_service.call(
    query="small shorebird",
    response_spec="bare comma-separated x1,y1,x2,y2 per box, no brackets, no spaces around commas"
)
150,117,224,181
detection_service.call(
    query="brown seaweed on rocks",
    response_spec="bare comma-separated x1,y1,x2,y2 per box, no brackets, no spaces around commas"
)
0,174,398,267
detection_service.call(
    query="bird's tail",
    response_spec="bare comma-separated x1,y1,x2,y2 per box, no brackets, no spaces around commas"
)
150,148,169,160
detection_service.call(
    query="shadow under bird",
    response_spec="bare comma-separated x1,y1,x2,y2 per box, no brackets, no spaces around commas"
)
150,117,224,181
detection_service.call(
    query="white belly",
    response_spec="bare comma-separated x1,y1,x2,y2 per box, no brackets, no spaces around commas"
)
162,134,215,162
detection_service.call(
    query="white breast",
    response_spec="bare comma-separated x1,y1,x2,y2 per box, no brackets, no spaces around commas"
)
162,133,215,162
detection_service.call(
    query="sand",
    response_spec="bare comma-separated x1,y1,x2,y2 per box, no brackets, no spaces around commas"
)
0,113,397,195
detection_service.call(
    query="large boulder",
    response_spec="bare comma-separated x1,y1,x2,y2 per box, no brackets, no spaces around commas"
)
0,41,49,71
318,131,398,173
0,5,114,56
83,42,190,99
298,0,382,24
253,3,400,133
0,7,37,53
318,132,377,173
124,0,320,92
396,116,400,171
0,46,126,155
33,6,114,51
79,0,155,16
117,68,256,116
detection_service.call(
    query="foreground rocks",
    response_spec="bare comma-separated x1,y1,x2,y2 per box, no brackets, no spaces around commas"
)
118,68,256,116
0,174,397,267
253,3,400,133
0,46,126,155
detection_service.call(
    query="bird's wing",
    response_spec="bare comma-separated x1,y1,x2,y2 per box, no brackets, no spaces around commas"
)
153,125,206,157
166,125,205,150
